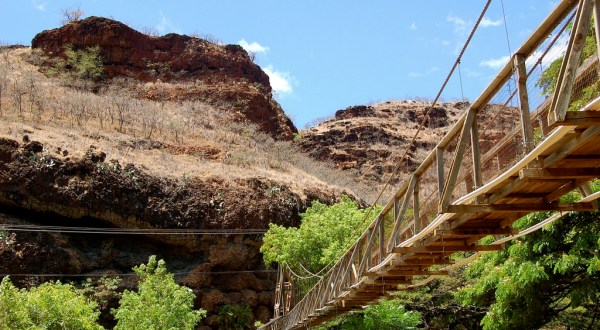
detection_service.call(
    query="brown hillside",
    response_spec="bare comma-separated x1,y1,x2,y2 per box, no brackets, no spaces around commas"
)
299,100,464,183
31,16,297,140
0,40,365,326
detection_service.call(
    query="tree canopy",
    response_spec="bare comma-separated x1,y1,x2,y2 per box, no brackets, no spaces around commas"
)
0,276,102,330
261,196,381,274
112,255,206,330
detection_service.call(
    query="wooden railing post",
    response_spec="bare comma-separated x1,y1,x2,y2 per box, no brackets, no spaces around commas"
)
378,216,385,263
440,108,476,212
436,147,445,199
387,175,417,251
514,53,535,153
549,0,594,125
470,113,483,194
413,176,421,233
595,1,600,64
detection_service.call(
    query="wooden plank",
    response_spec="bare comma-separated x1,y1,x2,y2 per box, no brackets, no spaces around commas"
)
393,245,503,253
374,270,449,276
399,258,454,265
343,285,401,292
549,0,594,124
486,177,527,203
544,179,588,202
447,202,595,213
505,193,547,199
435,228,518,236
440,108,477,212
559,110,600,125
520,167,600,179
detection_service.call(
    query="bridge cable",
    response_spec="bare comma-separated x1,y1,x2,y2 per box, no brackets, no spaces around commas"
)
287,0,495,283
479,10,575,136
500,0,513,58
458,61,465,101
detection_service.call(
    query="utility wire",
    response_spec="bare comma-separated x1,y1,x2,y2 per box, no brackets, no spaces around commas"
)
0,224,267,235
0,269,277,278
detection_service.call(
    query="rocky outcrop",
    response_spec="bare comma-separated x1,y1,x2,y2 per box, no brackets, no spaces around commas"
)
31,16,297,140
0,137,345,326
299,101,463,181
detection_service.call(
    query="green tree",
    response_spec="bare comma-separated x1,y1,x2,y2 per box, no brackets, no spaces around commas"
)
536,21,598,99
261,196,381,274
0,276,102,330
317,299,421,330
112,256,206,330
64,45,104,81
456,211,600,329
216,304,252,330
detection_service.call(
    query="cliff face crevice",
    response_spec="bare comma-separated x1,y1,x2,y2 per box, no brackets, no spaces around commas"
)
31,16,297,140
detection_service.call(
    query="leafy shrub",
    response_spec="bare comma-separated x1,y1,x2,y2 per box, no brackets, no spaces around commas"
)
317,299,421,330
261,196,381,274
49,45,104,83
0,276,102,330
112,256,206,330
216,304,253,330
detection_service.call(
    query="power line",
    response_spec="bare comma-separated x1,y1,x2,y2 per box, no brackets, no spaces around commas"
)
0,224,267,235
0,269,277,278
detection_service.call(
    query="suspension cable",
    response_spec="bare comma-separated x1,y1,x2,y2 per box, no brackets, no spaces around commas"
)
287,0,495,282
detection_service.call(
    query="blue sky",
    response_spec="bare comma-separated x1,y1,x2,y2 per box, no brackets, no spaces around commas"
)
1,1,559,128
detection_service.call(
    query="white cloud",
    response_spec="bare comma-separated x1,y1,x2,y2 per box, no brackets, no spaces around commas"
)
32,0,46,11
447,15,467,31
480,17,502,27
156,12,181,34
263,65,296,96
408,66,439,78
238,39,270,54
409,22,417,30
479,55,510,69
526,33,568,69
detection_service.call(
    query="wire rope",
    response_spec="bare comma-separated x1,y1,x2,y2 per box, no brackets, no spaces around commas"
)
286,0,495,286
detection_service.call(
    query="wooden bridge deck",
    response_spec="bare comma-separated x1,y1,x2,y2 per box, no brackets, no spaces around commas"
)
296,108,600,328
263,1,600,328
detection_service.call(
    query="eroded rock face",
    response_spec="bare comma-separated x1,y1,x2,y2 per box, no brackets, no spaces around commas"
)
0,138,345,327
300,101,463,181
31,16,297,140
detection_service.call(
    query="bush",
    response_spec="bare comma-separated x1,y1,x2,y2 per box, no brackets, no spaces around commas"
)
261,196,381,274
0,276,102,330
112,256,206,330
317,299,421,330
216,304,253,330
49,45,104,84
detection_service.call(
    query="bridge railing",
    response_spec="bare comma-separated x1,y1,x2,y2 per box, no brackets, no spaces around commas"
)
265,0,600,328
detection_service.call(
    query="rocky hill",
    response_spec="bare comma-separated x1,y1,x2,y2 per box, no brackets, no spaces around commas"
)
0,18,365,328
0,16,519,329
299,100,464,183
31,16,296,140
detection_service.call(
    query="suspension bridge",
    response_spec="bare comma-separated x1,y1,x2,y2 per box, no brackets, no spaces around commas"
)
263,0,600,328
